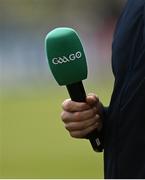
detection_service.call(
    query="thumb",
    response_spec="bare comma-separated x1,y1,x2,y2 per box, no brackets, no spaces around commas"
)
86,93,99,107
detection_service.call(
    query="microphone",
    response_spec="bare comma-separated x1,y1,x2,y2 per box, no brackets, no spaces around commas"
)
45,27,103,152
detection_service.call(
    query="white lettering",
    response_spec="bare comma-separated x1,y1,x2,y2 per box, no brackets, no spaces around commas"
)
76,51,82,58
58,57,64,64
69,54,75,61
52,58,59,65
52,51,82,65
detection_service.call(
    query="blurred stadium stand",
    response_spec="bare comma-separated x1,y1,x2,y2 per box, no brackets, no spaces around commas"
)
0,0,126,89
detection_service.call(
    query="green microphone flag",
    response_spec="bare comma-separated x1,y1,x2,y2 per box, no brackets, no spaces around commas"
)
45,27,103,152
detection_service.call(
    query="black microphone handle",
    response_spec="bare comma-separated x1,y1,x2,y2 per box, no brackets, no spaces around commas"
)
66,81,103,152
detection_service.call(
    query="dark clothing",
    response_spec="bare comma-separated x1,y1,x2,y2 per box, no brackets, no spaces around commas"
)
104,0,145,178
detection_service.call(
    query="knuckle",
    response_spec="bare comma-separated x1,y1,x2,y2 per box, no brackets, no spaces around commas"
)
88,93,99,101
60,111,65,119
95,114,100,120
70,131,82,138
62,99,71,110
93,106,97,113
74,112,81,121
61,101,66,109
65,123,76,131
70,132,76,138
61,111,67,122
64,124,70,131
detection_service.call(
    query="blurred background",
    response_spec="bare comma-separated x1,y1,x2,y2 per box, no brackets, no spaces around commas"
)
0,0,126,178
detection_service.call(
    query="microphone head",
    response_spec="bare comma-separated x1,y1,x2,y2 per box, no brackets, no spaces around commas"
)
45,27,88,86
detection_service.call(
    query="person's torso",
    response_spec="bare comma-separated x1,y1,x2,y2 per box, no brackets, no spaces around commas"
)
104,0,145,178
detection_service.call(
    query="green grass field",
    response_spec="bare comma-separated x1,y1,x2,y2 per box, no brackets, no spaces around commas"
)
0,83,112,178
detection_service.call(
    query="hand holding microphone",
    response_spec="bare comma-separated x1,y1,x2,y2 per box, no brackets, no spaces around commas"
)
45,27,104,152
61,93,103,139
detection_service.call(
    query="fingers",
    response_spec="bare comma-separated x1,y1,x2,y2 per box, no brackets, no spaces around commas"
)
61,106,98,123
62,99,90,112
61,93,103,139
62,94,99,112
86,93,99,106
64,115,100,131
68,121,101,138
63,115,102,138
